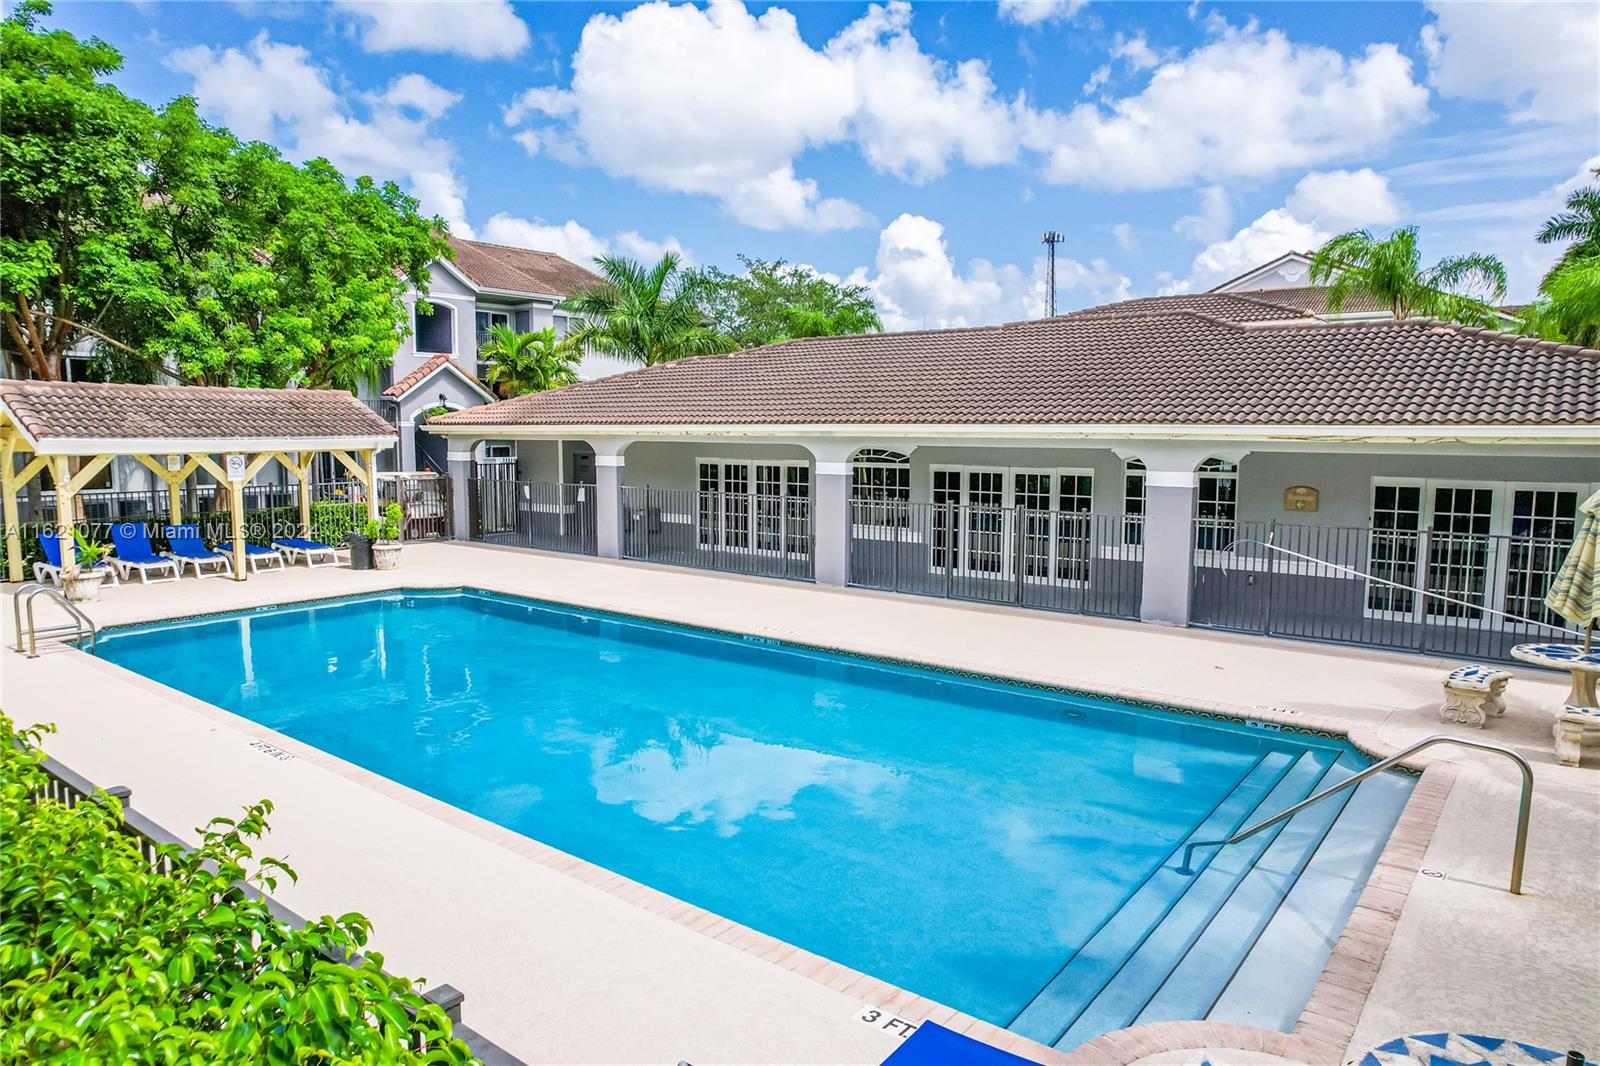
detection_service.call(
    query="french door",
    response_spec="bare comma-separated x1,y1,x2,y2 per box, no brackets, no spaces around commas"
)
930,466,1094,583
697,460,811,556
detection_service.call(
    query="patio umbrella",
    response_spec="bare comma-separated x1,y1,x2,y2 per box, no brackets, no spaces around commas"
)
1544,488,1600,653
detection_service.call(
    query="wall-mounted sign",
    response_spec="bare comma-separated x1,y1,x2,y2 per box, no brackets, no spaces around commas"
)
225,453,248,482
166,454,182,472
1284,485,1319,512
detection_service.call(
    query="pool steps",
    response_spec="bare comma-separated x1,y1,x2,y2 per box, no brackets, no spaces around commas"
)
1008,749,1411,1050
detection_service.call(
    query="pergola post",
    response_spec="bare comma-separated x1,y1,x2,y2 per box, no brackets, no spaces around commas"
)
362,449,380,524
296,451,312,538
228,476,247,581
1,432,21,583
50,456,77,576
167,466,183,526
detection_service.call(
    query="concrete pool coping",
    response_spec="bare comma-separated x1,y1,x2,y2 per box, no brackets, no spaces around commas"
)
4,541,1595,1064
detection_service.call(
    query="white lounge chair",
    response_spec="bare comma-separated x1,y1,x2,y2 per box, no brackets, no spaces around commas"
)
272,537,340,568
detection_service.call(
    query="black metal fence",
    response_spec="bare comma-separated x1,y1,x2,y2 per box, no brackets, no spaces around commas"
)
849,502,1143,619
380,475,451,540
27,747,522,1064
1191,519,1580,661
621,486,814,581
467,478,596,556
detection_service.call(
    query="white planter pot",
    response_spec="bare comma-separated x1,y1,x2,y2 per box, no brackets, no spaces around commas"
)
371,542,402,571
65,568,108,604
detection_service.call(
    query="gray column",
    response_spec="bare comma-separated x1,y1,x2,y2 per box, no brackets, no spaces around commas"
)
447,451,473,541
813,461,852,586
1139,470,1198,626
595,455,625,560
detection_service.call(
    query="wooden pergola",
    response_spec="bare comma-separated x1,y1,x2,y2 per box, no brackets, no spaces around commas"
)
0,380,398,583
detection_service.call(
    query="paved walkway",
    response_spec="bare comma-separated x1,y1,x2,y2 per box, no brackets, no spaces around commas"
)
3,542,1596,1064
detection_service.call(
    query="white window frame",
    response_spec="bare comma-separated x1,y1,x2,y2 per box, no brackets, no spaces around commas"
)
851,449,913,536
695,457,812,558
926,464,1096,584
1122,459,1146,547
1364,477,1588,629
1193,458,1240,559
475,309,511,350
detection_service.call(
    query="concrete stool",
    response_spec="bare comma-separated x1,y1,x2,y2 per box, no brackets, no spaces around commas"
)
1554,705,1598,766
1440,665,1512,728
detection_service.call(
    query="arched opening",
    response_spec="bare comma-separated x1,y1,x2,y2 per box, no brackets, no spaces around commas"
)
851,448,911,527
1195,457,1239,550
412,403,457,474
414,302,454,354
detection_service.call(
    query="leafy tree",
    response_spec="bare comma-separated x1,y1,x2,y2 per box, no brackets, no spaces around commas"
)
1520,169,1600,346
1,2,449,388
479,324,579,397
0,0,156,380
1309,226,1508,327
693,256,881,347
0,714,473,1064
562,252,735,367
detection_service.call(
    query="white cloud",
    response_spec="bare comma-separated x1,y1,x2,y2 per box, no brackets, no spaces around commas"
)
1168,168,1404,292
997,0,1087,26
1421,1,1598,125
479,213,692,268
1284,167,1402,230
1022,19,1429,189
506,3,1430,226
847,213,1127,330
168,36,476,236
1174,185,1231,243
332,0,531,60
1112,222,1136,251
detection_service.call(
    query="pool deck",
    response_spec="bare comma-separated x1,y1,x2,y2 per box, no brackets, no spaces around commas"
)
3,541,1597,1065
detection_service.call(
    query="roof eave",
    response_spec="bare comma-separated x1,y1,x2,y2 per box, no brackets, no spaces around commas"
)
16,434,398,457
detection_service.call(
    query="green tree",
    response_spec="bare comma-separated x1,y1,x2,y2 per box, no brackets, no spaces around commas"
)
479,324,579,397
1520,169,1600,346
1,2,449,388
0,0,156,380
693,256,882,347
562,252,735,367
1309,226,1508,327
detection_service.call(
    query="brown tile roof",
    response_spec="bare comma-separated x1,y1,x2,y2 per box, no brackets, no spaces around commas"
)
445,236,604,297
432,314,1600,429
1238,285,1394,315
384,354,491,398
1066,292,1318,323
0,379,398,443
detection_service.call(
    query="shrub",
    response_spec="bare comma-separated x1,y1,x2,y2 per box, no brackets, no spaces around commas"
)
0,715,474,1064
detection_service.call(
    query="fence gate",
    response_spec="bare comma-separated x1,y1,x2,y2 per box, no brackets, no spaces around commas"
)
381,476,451,540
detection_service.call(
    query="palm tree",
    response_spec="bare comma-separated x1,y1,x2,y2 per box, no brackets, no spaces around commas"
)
478,324,579,398
1309,226,1508,327
1536,170,1600,283
562,252,734,367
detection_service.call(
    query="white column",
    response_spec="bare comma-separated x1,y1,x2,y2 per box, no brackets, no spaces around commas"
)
447,446,474,540
813,459,853,586
1125,445,1242,627
595,453,625,559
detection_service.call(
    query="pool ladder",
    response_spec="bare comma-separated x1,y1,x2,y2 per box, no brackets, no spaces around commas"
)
11,582,98,659
1176,734,1533,895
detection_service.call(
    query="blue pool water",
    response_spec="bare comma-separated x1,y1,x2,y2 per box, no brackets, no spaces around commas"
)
95,590,1410,1039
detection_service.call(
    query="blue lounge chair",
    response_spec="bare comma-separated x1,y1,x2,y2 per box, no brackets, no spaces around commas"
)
271,536,339,568
33,531,121,588
163,524,234,579
242,542,287,574
108,524,180,584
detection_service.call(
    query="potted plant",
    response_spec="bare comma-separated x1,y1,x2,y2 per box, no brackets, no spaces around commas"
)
64,529,111,603
366,503,405,571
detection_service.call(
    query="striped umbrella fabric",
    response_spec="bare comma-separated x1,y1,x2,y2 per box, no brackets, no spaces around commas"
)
1545,489,1600,652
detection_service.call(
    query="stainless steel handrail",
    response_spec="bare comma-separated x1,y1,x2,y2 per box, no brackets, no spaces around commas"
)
14,583,98,658
1176,734,1533,895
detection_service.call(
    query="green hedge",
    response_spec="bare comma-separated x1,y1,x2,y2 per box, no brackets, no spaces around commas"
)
0,714,474,1064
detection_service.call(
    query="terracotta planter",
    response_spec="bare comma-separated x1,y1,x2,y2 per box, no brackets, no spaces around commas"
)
371,542,402,571
64,568,108,604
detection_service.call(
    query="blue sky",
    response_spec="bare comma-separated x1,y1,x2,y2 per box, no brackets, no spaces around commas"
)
50,0,1600,327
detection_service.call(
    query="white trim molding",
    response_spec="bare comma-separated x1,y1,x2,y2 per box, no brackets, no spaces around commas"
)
816,461,851,477
594,454,626,467
1146,470,1200,489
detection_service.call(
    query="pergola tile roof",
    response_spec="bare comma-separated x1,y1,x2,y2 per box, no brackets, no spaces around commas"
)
384,354,491,399
431,313,1600,429
0,379,398,444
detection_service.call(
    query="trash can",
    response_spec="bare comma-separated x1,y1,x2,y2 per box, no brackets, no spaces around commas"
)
347,532,373,570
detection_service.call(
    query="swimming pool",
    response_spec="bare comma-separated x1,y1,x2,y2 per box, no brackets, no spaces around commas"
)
96,589,1411,1046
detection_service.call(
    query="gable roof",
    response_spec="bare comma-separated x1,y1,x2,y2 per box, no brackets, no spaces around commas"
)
384,353,495,402
1065,291,1318,323
430,314,1600,431
444,237,603,298
0,379,397,451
